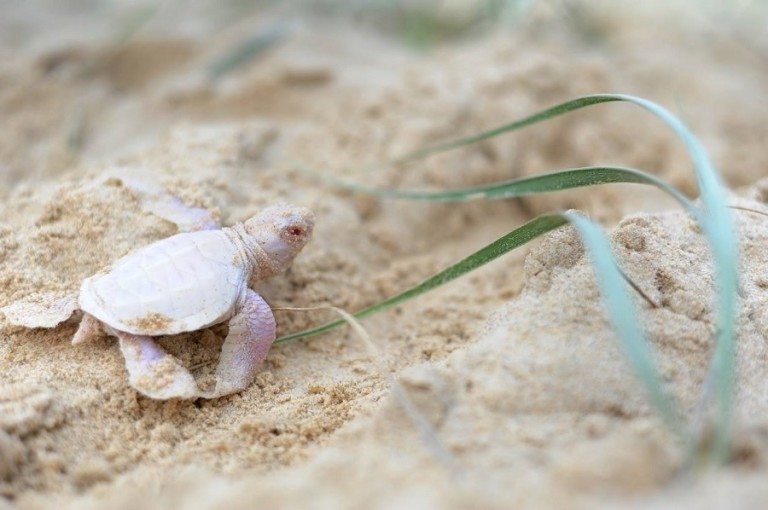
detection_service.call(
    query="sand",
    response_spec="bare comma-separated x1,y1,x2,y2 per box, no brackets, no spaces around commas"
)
1,1,768,508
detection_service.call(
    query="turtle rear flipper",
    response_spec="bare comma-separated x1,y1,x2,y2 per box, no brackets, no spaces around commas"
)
1,293,78,328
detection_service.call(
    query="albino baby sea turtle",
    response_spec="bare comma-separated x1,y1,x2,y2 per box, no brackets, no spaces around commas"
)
2,189,314,400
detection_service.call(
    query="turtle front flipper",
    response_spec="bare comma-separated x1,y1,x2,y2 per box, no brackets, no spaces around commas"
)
139,190,220,232
1,293,78,329
111,172,221,232
204,289,276,398
113,329,199,400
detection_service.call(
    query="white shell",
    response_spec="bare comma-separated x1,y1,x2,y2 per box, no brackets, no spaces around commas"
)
79,230,247,335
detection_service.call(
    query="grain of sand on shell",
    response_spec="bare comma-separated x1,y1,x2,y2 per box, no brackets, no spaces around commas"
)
2,3,768,509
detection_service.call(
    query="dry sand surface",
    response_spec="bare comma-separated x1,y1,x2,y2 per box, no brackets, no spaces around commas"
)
1,1,768,508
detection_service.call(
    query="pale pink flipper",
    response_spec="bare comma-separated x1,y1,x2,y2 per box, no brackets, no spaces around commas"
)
113,330,199,400
205,290,276,398
140,193,221,232
1,293,77,329
105,171,220,232
72,313,102,345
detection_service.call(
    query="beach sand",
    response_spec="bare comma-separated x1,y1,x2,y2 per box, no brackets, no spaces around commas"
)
1,2,767,508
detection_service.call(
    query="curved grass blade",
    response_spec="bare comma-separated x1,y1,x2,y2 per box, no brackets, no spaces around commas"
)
298,163,697,215
276,213,568,343
564,211,684,437
392,95,625,164
613,96,737,465
208,24,289,81
112,5,159,48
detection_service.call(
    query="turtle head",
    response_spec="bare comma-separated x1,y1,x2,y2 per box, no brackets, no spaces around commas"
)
244,203,315,275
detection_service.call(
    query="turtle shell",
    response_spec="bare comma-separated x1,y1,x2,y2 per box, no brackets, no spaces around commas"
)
79,230,248,335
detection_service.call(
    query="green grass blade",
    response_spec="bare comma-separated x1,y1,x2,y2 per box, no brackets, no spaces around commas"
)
275,213,568,343
112,5,160,48
392,95,624,164
208,24,289,80
299,163,697,215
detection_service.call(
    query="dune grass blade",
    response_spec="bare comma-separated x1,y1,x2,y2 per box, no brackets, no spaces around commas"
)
615,97,737,465
275,214,568,344
392,95,625,164
112,5,160,48
208,24,288,80
300,164,697,215
564,211,683,437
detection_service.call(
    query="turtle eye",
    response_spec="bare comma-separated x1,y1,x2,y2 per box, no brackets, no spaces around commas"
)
289,226,304,236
